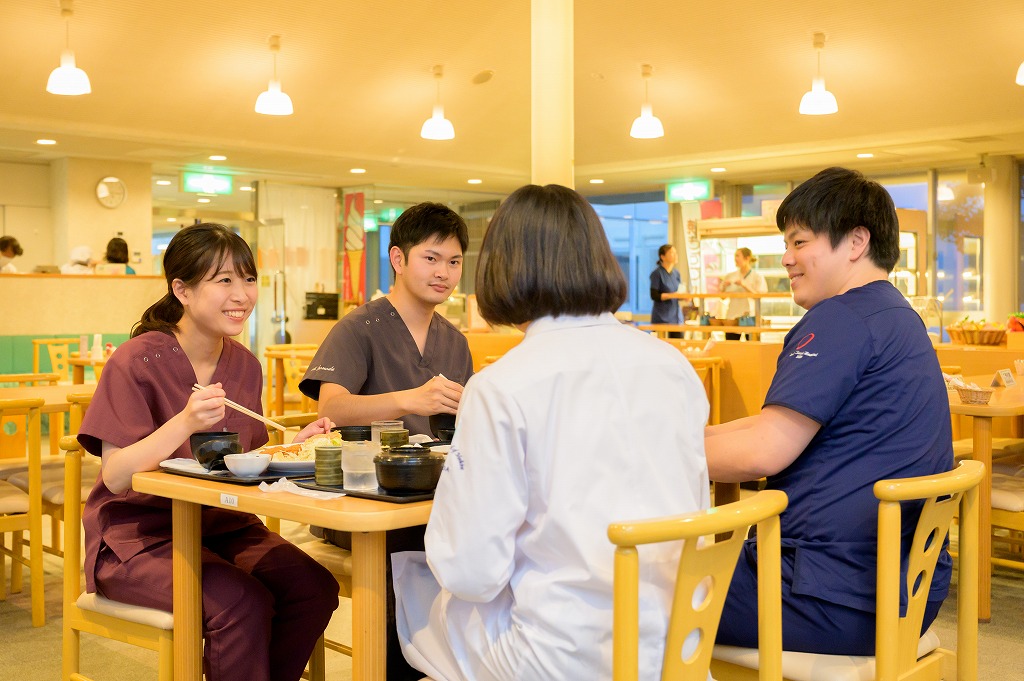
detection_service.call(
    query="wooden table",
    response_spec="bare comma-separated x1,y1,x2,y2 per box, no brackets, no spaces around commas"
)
948,374,1024,622
69,354,106,384
131,471,432,681
0,383,96,453
639,323,792,340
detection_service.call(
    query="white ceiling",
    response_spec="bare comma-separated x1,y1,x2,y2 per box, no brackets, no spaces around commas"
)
2,0,1024,215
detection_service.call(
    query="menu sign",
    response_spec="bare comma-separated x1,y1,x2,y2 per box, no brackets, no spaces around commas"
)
992,369,1016,387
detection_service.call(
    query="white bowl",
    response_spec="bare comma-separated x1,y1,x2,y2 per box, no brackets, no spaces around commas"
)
223,452,271,477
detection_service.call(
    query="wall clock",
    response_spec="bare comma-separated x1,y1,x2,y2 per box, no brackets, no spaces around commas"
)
96,176,127,208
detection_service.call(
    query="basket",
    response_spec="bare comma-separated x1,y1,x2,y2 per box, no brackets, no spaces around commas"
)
945,326,1006,346
709,318,740,327
956,386,994,405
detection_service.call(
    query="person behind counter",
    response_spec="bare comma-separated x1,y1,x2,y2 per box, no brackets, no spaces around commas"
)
61,245,96,274
721,247,767,340
0,235,22,273
649,243,683,337
77,223,339,681
394,184,711,681
104,236,136,274
704,167,953,655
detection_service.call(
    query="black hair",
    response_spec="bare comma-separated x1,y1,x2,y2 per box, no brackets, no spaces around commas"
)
105,237,129,264
476,184,627,326
0,235,22,256
132,223,256,338
776,167,900,271
387,203,469,269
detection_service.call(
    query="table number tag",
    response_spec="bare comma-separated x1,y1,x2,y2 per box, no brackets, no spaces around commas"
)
992,369,1016,387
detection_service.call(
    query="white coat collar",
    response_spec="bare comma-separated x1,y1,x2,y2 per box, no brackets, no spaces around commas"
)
523,313,620,338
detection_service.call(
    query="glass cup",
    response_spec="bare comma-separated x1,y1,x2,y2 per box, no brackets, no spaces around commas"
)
370,420,404,444
1014,359,1024,376
342,441,379,492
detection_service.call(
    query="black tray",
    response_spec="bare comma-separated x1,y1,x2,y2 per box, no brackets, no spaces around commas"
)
294,478,434,503
160,467,307,486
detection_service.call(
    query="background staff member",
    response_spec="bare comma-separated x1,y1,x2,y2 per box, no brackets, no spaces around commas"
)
704,167,953,655
0,235,22,273
649,243,683,337
721,247,767,340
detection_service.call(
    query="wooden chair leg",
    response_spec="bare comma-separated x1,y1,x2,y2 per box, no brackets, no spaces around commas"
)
0,533,7,600
10,530,23,593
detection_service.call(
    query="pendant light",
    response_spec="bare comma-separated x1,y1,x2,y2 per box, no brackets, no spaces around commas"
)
420,65,455,140
799,32,838,115
46,0,91,96
629,64,664,139
255,35,294,116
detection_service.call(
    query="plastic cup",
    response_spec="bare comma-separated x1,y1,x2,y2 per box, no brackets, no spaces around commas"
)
370,420,403,444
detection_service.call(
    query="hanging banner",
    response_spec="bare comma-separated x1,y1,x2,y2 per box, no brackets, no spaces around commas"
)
679,201,702,294
342,192,366,304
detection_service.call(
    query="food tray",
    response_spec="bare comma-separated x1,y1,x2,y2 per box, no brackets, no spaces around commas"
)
294,478,434,503
956,386,994,405
945,326,1006,345
159,467,306,485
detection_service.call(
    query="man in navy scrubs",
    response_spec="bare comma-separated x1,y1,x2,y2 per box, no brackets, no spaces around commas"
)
705,167,953,654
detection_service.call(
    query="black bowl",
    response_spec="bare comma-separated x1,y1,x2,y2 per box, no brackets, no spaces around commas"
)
336,425,371,442
437,428,456,442
374,449,444,492
189,431,242,471
428,413,456,439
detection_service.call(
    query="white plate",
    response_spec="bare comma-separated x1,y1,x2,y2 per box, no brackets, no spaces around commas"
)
267,459,315,473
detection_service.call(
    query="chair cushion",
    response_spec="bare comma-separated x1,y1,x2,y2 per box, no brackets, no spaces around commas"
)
76,592,174,630
0,458,64,480
991,473,1024,512
7,461,101,495
294,539,353,577
42,482,95,506
712,628,940,681
952,438,1024,461
0,480,30,514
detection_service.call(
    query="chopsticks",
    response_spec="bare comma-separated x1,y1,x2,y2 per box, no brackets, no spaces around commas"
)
192,383,287,432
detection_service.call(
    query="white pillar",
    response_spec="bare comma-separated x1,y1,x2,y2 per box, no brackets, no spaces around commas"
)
981,155,1019,318
531,0,574,188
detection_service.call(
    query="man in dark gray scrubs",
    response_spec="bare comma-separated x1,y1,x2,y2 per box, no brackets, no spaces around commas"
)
299,202,473,680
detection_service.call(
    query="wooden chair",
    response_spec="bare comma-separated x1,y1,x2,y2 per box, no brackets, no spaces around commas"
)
4,392,97,559
264,344,320,416
711,460,984,681
0,398,47,627
32,338,81,382
608,489,788,681
60,435,174,681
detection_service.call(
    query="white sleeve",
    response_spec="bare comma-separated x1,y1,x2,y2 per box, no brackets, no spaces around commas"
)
424,375,528,602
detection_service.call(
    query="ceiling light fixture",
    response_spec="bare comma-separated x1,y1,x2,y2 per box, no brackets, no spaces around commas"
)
467,179,482,185
857,153,874,159
36,139,57,145
799,32,838,116
710,167,727,173
630,64,664,139
46,0,91,96
155,179,172,186
421,65,455,140
1017,60,1024,86
255,35,293,116
350,168,366,174
208,155,226,161
590,179,605,184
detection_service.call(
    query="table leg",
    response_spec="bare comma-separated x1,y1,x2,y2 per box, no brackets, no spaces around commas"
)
350,531,387,681
710,364,721,426
172,499,203,681
972,416,992,622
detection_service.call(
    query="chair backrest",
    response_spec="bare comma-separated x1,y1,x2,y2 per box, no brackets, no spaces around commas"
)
0,372,60,387
68,392,93,435
608,489,788,681
874,459,983,681
32,338,81,376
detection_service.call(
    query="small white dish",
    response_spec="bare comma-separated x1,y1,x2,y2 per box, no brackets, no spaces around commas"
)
223,453,271,477
267,459,315,473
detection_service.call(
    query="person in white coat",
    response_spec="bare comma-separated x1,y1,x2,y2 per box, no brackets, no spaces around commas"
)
393,183,711,681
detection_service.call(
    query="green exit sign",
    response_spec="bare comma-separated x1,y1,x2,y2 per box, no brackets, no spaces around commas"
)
666,179,711,202
182,172,233,195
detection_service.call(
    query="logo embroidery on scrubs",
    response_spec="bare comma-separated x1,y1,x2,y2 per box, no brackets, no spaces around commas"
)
310,364,335,372
788,332,819,359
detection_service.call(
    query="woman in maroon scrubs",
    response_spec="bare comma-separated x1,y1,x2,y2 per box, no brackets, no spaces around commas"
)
78,223,339,681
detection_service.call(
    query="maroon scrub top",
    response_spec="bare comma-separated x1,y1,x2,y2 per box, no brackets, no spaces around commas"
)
78,331,269,592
